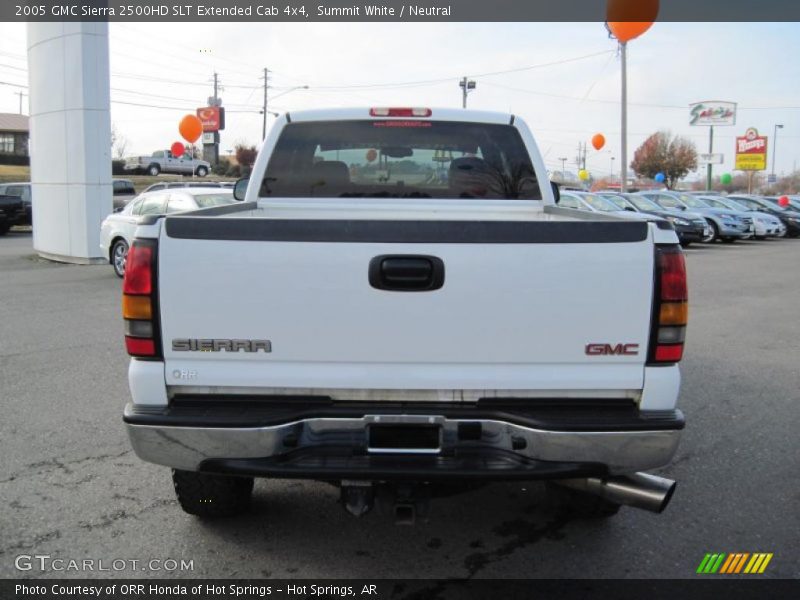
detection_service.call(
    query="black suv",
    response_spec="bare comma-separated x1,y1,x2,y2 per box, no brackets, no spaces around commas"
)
0,193,26,234
0,182,31,227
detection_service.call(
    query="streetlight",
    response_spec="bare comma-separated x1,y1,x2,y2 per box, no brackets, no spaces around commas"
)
558,157,568,180
262,85,308,138
610,156,616,184
771,124,784,180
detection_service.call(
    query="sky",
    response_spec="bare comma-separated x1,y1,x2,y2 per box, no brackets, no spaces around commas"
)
0,21,799,180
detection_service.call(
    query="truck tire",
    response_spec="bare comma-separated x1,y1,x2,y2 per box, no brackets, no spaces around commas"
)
545,482,621,519
172,470,254,518
196,166,208,177
148,164,161,176
0,222,10,236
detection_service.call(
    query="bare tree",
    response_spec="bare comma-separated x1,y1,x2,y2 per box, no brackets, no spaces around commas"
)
110,124,129,160
631,131,698,189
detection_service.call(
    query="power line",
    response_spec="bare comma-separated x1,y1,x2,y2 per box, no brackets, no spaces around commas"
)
484,81,800,111
0,63,27,72
110,71,258,88
286,49,616,91
114,23,274,80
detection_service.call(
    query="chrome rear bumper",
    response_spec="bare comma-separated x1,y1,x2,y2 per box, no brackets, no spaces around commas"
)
125,404,682,477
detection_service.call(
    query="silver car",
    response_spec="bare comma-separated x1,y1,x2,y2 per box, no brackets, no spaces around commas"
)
701,197,785,239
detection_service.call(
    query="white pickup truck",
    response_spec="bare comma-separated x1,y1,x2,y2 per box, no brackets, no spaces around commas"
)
121,108,687,522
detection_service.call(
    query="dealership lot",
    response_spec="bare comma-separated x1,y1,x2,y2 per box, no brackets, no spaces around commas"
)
0,231,798,580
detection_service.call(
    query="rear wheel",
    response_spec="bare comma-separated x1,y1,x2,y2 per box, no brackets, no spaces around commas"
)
705,221,719,243
172,470,254,518
111,239,129,278
0,222,10,236
545,482,621,519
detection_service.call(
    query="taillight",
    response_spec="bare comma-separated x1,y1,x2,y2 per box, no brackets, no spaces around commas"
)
122,240,160,359
648,245,688,365
369,107,432,117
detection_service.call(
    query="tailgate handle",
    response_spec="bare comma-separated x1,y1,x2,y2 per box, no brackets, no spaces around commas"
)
369,255,445,292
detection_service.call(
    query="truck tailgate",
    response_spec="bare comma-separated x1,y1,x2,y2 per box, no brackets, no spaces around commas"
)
157,215,654,398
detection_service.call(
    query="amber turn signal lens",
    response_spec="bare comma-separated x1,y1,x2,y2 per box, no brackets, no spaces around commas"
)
122,294,152,320
659,302,688,326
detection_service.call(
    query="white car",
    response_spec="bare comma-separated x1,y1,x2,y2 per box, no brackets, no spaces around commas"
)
702,197,786,239
100,187,236,277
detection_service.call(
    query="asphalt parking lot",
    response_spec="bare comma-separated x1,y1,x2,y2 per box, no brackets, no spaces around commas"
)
0,230,798,581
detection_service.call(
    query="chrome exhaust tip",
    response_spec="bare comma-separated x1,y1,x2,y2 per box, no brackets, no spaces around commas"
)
555,472,676,514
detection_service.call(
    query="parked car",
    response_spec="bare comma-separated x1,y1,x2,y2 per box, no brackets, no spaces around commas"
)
763,196,800,213
639,191,753,242
100,187,235,277
599,192,708,247
0,182,32,226
558,191,665,224
701,196,785,239
781,196,800,211
124,149,211,177
727,195,800,238
685,190,724,197
122,107,686,520
0,193,26,234
113,179,137,211
143,181,231,193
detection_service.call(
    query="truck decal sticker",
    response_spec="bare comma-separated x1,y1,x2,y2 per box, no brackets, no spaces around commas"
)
164,218,648,244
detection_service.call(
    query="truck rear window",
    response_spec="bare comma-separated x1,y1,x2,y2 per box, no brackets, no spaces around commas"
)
260,120,541,200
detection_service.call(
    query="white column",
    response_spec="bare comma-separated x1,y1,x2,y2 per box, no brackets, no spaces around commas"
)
27,23,112,264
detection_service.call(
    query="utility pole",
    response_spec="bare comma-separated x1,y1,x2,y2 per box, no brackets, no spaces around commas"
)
202,72,222,166
771,123,784,181
262,67,270,139
459,77,476,108
16,91,26,114
620,41,628,192
575,142,586,170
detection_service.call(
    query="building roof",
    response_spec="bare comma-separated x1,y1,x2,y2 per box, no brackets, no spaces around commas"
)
0,113,29,132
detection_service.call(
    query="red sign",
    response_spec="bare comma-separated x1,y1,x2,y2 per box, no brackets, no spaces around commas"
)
736,128,767,154
196,107,224,132
735,128,767,171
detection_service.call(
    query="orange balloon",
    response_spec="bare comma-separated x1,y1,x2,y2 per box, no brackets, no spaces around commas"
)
591,133,606,151
178,115,203,144
608,22,655,43
606,0,659,43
